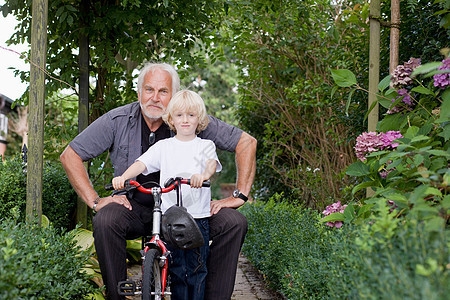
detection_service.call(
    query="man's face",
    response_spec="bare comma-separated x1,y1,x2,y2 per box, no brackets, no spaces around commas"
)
138,69,173,120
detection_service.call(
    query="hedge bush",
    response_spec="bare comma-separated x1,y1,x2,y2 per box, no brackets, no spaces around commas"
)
240,197,449,299
0,218,96,299
327,207,449,300
0,156,77,230
240,196,333,299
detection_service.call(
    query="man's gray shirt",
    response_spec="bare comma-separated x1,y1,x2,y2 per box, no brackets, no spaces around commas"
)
70,102,243,176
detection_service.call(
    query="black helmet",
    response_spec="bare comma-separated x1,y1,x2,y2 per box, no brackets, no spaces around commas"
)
161,205,205,250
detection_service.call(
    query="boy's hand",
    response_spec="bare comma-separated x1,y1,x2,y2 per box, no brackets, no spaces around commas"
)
190,174,205,188
112,176,126,190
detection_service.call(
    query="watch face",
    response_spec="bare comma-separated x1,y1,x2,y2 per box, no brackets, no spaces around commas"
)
232,189,239,198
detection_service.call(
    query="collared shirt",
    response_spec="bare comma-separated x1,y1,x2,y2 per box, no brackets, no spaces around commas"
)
70,101,243,177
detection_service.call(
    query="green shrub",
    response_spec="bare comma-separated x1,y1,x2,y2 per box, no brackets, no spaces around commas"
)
0,156,77,230
240,196,333,299
327,213,449,300
241,198,449,299
0,218,96,299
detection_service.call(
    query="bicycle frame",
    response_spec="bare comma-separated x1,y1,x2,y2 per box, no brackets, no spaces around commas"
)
116,178,209,299
141,186,170,298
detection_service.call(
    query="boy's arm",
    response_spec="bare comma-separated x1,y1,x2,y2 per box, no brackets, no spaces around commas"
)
112,161,147,189
190,159,217,188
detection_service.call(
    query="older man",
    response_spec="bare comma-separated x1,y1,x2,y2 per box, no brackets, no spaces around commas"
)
60,63,256,300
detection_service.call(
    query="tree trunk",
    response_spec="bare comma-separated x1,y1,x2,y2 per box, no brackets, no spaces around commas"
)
26,0,48,224
390,0,400,73
76,0,90,228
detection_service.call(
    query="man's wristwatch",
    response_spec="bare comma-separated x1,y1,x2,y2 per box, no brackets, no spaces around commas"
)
232,188,248,202
92,197,100,213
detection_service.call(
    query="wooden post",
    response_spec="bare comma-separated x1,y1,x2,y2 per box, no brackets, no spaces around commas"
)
367,0,381,197
389,0,400,73
26,0,48,224
368,0,380,132
76,0,90,228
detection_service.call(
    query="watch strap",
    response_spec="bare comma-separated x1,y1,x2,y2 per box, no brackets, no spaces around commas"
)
237,192,248,202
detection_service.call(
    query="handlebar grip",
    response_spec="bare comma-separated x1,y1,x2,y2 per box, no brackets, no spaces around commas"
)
104,179,132,191
202,180,211,187
186,179,210,187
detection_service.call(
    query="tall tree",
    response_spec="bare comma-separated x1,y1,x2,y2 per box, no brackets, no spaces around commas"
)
1,0,225,223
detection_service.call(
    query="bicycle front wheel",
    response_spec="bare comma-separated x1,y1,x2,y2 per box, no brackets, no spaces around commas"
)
142,248,164,300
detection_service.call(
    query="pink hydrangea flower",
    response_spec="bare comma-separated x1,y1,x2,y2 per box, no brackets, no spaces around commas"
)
381,131,403,149
354,131,403,161
322,201,347,228
354,132,384,161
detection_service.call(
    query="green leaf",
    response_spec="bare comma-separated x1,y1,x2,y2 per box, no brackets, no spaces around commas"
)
411,86,434,95
405,126,420,139
356,203,375,216
378,75,391,92
352,180,378,194
442,195,450,209
343,205,355,222
409,185,428,204
73,228,95,252
383,192,407,202
425,187,442,197
427,149,450,157
437,92,450,123
346,161,370,176
410,135,429,143
321,212,345,222
411,62,441,76
345,89,356,116
424,217,445,232
331,85,338,100
331,69,357,87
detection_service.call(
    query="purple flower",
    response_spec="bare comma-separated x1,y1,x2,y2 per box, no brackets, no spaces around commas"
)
388,89,414,114
381,131,403,149
404,57,421,70
354,131,403,161
322,201,347,228
433,58,450,89
397,88,412,105
391,58,421,88
387,200,398,213
354,132,384,161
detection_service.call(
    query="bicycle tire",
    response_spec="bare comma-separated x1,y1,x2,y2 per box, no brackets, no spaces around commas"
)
142,248,164,300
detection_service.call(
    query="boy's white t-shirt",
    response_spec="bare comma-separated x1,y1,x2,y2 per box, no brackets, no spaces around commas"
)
137,136,222,218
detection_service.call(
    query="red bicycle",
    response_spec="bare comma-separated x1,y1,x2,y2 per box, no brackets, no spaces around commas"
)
107,177,208,300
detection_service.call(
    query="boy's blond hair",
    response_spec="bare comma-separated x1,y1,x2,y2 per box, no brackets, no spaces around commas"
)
163,90,209,134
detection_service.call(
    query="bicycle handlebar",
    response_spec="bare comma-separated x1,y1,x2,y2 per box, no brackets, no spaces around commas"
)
104,178,210,194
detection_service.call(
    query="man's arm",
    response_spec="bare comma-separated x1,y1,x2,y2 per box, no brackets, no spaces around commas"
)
60,145,132,212
210,132,257,214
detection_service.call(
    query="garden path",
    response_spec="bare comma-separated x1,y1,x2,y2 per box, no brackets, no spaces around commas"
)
127,253,284,299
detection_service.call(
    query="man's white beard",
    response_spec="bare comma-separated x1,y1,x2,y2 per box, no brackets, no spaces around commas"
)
140,101,164,120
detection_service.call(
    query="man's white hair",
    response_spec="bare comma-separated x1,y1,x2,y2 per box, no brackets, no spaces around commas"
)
137,62,180,95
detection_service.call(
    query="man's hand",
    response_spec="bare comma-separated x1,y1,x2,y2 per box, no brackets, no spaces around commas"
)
210,196,245,215
95,195,132,212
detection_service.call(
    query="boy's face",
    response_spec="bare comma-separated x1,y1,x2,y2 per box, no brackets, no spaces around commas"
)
170,110,199,140
138,69,172,120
